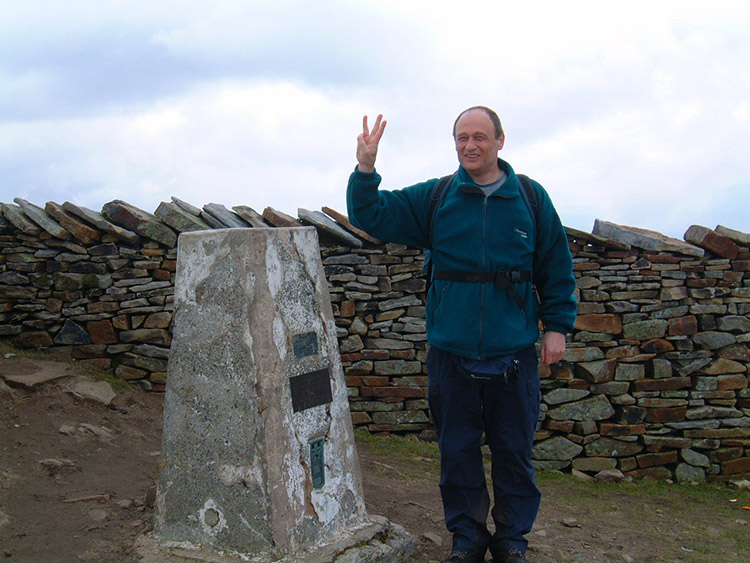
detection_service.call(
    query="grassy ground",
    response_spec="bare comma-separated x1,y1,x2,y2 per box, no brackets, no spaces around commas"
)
356,430,750,561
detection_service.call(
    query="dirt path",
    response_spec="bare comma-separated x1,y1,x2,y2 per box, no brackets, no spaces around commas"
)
1,354,747,562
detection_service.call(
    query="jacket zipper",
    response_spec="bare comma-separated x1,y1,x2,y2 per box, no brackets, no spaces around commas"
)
478,195,489,358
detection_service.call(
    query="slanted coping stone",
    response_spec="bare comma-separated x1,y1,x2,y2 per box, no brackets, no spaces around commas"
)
148,227,413,562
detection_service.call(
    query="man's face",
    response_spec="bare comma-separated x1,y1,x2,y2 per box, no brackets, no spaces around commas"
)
454,110,505,183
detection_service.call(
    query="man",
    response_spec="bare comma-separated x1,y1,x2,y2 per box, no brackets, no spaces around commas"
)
347,107,576,563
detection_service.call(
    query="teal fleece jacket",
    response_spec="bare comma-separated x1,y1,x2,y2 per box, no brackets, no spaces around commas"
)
347,158,577,360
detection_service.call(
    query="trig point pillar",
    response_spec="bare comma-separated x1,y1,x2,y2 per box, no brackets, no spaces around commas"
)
149,227,412,562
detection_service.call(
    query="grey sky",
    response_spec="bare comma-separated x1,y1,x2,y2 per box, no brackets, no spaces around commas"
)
1,0,748,238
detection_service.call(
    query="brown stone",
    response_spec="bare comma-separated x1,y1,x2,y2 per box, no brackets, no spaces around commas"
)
575,359,616,383
261,207,301,227
102,200,177,247
345,375,364,387
360,386,424,399
684,225,740,259
575,314,622,334
717,374,749,391
632,377,691,392
16,331,54,348
637,451,678,468
711,447,744,463
62,201,140,245
361,349,390,360
645,406,687,423
72,344,108,359
321,206,382,244
641,339,675,354
668,316,698,336
361,376,389,387
340,301,356,317
144,312,172,329
545,420,575,432
112,315,130,331
116,365,148,380
87,320,118,345
119,329,171,346
626,467,673,480
618,457,638,472
720,457,750,475
153,269,171,281
350,411,372,425
550,362,574,380
600,424,646,436
44,201,101,244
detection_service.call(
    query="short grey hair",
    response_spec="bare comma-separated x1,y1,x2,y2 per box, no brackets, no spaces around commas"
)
453,106,504,140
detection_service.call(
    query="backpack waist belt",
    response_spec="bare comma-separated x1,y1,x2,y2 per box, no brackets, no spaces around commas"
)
433,269,533,324
433,270,531,284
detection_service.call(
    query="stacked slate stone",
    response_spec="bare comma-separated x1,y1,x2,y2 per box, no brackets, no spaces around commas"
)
324,241,430,433
0,197,390,392
533,221,750,482
1,193,749,480
0,198,180,390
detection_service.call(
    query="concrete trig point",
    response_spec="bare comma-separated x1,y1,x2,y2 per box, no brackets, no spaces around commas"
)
143,227,413,562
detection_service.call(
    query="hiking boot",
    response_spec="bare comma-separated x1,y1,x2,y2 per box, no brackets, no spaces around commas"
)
492,548,528,562
443,550,485,562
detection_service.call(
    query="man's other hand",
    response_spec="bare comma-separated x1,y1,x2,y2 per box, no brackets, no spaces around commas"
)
541,331,566,365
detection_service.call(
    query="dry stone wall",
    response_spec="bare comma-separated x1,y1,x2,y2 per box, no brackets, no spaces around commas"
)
0,196,748,482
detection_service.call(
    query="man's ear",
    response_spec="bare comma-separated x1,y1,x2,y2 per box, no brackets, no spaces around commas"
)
497,133,505,151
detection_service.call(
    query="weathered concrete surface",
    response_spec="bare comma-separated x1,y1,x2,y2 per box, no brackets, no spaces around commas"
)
153,227,412,561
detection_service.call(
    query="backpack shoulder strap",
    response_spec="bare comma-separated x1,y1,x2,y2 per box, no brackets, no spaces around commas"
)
516,174,539,246
426,173,455,250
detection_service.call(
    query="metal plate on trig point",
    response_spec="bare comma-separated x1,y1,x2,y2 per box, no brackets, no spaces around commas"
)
293,331,319,359
290,367,332,412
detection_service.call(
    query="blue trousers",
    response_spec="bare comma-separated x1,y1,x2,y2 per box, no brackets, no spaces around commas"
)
427,345,541,556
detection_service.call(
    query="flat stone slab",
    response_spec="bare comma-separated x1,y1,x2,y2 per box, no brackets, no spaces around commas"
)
155,201,212,233
299,208,363,248
684,225,740,259
592,219,704,257
171,196,204,217
202,203,251,228
13,198,70,240
0,203,41,236
44,202,102,244
102,200,178,248
321,206,382,244
715,224,750,246
67,379,117,406
232,205,269,228
62,202,140,246
262,206,301,227
564,225,630,250
199,210,226,228
0,358,73,387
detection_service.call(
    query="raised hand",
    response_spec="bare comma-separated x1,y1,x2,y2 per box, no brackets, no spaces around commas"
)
356,114,387,173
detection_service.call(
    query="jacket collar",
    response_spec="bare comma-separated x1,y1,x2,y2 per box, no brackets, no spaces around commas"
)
456,158,520,198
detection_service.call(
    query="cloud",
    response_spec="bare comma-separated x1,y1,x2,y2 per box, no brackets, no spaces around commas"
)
1,1,749,240
0,1,434,121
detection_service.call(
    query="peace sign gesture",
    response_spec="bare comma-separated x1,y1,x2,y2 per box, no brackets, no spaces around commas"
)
356,114,387,174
